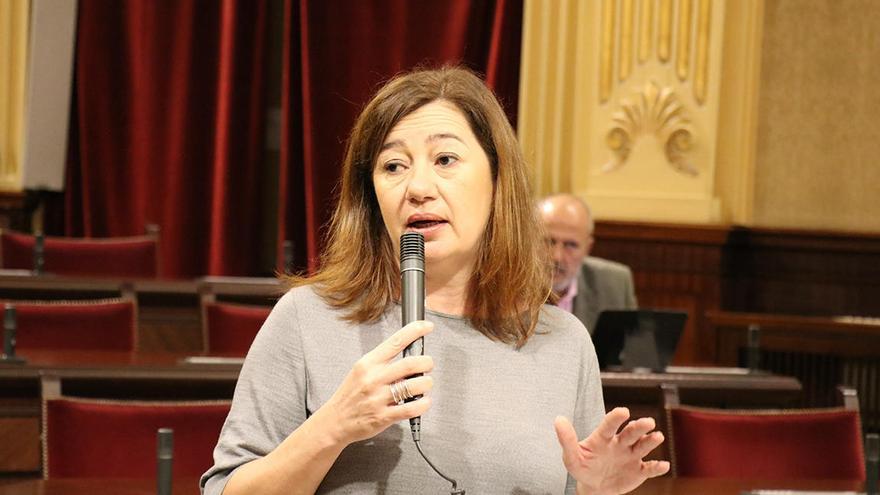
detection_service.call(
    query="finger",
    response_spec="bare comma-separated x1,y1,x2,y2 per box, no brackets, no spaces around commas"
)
632,431,665,458
379,355,434,383
388,395,432,422
594,407,630,441
553,416,580,468
641,460,671,478
386,376,434,404
364,321,433,364
617,416,656,447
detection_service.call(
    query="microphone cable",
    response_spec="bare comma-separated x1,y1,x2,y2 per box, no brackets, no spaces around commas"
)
413,431,464,495
400,232,465,495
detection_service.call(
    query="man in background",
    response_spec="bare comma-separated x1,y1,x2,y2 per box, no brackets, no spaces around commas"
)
538,193,637,334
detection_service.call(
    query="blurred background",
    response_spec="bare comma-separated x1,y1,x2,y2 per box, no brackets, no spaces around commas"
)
1,0,526,278
2,0,876,279
1,0,880,483
2,0,880,360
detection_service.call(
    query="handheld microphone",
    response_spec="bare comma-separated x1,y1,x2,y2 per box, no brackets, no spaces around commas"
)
400,232,425,357
400,232,425,432
399,232,465,495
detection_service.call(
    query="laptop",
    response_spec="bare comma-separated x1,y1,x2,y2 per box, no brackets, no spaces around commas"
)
591,309,687,372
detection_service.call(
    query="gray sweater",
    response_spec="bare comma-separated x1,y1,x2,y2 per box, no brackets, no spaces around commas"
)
201,285,604,494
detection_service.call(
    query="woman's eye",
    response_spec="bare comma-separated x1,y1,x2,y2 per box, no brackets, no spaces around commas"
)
383,161,403,173
436,154,458,167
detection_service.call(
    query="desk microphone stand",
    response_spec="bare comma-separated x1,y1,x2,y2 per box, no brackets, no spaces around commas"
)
32,233,45,276
157,428,173,495
1,305,25,364
746,324,761,373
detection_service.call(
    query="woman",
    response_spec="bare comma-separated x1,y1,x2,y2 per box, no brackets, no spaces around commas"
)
201,67,668,494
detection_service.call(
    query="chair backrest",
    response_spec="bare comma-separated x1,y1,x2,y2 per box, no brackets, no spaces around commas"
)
9,298,137,351
202,300,270,355
664,383,866,480
43,397,230,478
0,229,159,278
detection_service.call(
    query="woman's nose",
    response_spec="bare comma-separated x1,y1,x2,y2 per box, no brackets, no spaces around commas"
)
405,160,437,202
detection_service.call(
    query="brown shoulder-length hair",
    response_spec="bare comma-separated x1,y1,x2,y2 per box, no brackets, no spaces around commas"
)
285,66,552,348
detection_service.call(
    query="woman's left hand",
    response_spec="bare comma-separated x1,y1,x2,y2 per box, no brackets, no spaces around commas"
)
554,407,669,495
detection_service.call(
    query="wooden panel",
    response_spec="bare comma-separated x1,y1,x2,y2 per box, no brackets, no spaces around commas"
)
592,221,880,365
592,221,730,364
724,226,880,316
137,295,202,353
0,418,39,473
0,192,34,232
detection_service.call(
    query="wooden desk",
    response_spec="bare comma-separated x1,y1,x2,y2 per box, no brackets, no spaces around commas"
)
602,368,801,407
632,477,863,494
601,369,801,462
1,352,800,405
0,351,801,475
0,272,282,301
0,478,201,494
0,350,240,474
0,272,284,353
707,310,880,364
0,477,864,495
707,310,880,431
0,350,240,401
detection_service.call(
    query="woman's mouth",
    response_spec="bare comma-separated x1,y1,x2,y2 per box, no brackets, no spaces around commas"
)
405,219,447,234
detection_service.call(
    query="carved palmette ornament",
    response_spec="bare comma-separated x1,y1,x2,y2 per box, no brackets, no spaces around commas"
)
603,80,698,177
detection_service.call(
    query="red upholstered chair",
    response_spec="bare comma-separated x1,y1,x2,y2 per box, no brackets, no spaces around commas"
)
0,229,159,278
664,383,866,480
43,396,230,478
8,298,137,351
202,300,270,355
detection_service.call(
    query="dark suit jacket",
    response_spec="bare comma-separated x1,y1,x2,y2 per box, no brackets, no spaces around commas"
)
572,256,638,334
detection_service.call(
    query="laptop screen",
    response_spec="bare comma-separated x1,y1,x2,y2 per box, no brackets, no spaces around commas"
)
591,310,687,372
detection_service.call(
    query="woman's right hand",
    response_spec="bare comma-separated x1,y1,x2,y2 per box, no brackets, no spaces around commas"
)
321,320,435,446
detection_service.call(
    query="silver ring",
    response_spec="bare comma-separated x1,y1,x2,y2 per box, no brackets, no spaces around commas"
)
401,380,414,400
390,381,405,405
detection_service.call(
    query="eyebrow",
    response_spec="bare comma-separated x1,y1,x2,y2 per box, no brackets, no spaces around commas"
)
379,133,466,152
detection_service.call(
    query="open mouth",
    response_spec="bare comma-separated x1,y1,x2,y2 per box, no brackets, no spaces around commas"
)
407,219,447,229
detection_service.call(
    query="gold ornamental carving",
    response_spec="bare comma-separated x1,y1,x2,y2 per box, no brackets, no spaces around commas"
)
603,80,697,177
518,0,760,224
600,0,713,105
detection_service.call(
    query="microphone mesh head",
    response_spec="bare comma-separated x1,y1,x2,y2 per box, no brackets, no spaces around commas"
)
400,232,425,263
157,428,174,455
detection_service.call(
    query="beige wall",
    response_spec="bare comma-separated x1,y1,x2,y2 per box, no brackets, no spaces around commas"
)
519,0,759,226
753,0,880,232
519,0,880,234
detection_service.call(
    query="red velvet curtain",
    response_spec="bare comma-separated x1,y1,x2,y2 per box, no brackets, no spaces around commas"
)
65,0,267,277
279,0,523,272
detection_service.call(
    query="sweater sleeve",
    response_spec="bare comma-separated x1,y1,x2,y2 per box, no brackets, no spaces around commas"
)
565,323,606,494
200,290,308,495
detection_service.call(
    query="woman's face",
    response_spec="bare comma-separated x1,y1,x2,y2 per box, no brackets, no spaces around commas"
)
373,100,494,273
